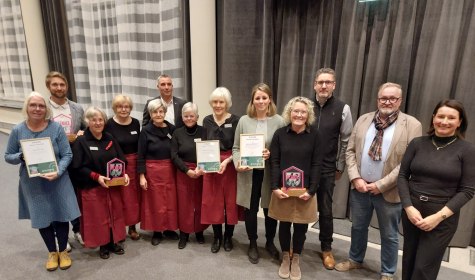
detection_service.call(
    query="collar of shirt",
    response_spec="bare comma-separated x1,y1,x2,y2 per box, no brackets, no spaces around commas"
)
49,98,69,109
285,124,311,134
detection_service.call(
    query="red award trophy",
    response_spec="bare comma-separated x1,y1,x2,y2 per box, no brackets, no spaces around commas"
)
106,158,126,187
282,166,306,196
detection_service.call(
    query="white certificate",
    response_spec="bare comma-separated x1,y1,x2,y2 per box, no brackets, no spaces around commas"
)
240,133,265,168
196,140,221,173
20,137,59,178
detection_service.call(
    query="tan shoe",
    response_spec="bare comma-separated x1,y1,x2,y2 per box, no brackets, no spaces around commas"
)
59,250,72,270
322,250,335,270
335,259,362,272
290,253,301,280
279,251,291,279
46,252,59,271
380,276,394,280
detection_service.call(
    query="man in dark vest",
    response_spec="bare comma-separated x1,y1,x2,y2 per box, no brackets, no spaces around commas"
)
312,68,353,270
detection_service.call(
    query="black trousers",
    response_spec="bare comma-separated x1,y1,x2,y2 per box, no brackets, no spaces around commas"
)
244,169,277,242
278,222,308,254
401,198,459,280
316,173,335,251
39,222,69,252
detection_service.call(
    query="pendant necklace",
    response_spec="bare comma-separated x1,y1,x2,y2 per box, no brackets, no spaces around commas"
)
431,137,457,150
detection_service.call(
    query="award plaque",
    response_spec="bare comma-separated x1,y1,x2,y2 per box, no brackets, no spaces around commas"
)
20,137,59,178
106,158,126,187
282,166,306,197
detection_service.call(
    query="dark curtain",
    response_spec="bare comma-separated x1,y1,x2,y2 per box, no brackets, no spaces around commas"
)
217,0,475,247
39,0,77,101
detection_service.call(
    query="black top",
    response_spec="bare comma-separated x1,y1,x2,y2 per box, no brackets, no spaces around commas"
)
142,96,186,128
398,135,475,212
171,124,207,173
269,125,322,195
70,128,127,189
202,114,240,151
137,121,175,174
104,117,140,154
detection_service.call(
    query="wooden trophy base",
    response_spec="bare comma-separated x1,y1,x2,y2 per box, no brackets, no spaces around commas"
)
285,188,306,197
67,134,77,143
106,177,126,187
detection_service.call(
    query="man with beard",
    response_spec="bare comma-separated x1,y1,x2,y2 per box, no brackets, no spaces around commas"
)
46,71,86,250
335,83,422,280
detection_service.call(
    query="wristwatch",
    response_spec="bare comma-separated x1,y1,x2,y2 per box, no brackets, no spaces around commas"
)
440,212,447,220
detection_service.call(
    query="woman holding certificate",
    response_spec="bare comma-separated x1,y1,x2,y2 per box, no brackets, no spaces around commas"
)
137,98,179,246
232,83,285,264
5,92,80,271
70,107,129,259
105,95,141,241
202,87,240,253
269,96,321,280
171,102,208,249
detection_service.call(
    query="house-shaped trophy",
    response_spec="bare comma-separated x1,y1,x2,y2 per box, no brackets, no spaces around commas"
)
106,158,126,187
282,166,306,197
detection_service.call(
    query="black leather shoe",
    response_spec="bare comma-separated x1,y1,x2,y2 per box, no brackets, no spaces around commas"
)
195,232,205,244
223,236,233,252
164,230,179,240
265,241,280,260
248,240,259,264
151,232,163,246
108,243,125,255
178,232,189,249
99,246,110,259
211,237,222,253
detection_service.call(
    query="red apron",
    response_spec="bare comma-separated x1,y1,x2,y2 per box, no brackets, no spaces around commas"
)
201,150,238,225
121,153,141,225
80,186,126,248
140,159,178,231
176,162,209,233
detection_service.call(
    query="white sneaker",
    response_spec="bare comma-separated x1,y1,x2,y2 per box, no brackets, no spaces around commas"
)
55,239,72,252
74,232,85,246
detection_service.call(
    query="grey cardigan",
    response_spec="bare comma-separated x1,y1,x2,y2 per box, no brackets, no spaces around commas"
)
232,114,286,209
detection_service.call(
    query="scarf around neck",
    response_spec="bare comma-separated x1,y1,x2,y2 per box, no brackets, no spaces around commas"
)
367,110,399,161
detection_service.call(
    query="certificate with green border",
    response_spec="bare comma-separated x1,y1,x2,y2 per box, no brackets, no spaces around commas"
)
196,140,220,173
20,137,58,178
240,133,265,168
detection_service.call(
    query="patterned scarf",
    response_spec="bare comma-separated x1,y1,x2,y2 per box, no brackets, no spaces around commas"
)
368,110,399,161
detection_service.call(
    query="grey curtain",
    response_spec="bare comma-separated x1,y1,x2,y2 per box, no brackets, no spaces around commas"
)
217,0,475,247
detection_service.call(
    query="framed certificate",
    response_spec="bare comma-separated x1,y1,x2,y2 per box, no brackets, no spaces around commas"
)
196,140,220,173
240,133,265,168
20,137,59,178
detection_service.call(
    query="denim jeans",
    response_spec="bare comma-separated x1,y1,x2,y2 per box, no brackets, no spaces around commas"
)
316,173,336,251
349,189,402,276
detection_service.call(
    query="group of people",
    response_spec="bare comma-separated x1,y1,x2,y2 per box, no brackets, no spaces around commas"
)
4,69,474,280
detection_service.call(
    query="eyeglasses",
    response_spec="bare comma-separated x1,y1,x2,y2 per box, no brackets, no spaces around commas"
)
378,97,400,104
315,80,335,86
291,109,308,116
117,105,131,110
28,104,46,109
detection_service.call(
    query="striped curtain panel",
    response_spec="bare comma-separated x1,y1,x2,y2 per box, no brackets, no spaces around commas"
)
0,0,32,101
65,0,187,120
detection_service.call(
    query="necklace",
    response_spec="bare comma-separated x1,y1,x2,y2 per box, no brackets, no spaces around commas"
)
431,137,457,150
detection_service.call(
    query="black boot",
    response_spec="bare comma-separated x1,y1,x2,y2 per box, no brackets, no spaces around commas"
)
265,240,280,260
178,232,189,249
248,239,259,264
211,225,222,253
151,231,163,246
195,231,205,244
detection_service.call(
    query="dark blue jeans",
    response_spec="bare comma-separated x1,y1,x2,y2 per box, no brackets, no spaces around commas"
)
316,173,336,251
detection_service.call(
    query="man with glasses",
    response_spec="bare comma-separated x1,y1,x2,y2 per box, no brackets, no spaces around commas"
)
335,82,422,280
142,74,186,128
312,68,353,270
45,71,87,250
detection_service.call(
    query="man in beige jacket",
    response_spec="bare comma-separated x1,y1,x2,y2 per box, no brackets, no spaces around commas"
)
335,83,422,280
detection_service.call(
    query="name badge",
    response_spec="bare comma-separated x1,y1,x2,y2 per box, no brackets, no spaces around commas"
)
224,124,232,128
194,138,202,142
89,146,98,151
130,131,138,135
167,133,172,139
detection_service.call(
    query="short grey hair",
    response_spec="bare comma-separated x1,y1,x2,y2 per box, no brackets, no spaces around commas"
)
282,96,316,126
148,98,167,115
182,102,199,116
156,74,172,86
22,92,52,120
209,87,232,110
378,82,402,97
84,106,107,124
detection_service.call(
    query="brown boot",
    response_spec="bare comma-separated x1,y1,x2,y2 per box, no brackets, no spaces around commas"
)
290,253,301,280
322,250,335,270
279,251,291,278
